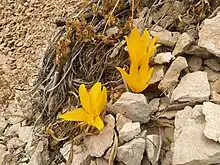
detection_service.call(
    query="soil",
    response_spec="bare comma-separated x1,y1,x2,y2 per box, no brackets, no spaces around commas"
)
0,0,78,112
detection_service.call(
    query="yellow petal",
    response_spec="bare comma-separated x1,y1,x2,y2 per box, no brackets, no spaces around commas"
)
139,29,150,61
59,108,86,121
92,116,104,131
97,86,107,114
125,28,140,63
140,67,154,85
129,62,138,80
116,67,136,92
89,82,102,114
79,84,92,115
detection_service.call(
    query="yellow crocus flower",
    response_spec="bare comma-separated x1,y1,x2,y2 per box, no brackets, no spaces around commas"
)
59,82,107,131
116,61,154,93
116,27,159,93
124,27,160,65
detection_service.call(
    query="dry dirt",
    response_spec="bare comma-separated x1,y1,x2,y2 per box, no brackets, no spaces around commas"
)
0,0,79,112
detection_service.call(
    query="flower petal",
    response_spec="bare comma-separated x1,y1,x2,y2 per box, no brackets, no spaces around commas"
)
140,67,154,85
59,108,86,121
97,86,107,114
89,82,102,114
79,84,92,115
125,28,140,63
92,116,104,131
116,67,135,92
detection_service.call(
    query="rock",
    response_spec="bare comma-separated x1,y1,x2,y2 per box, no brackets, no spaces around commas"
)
0,144,8,165
149,98,160,113
146,134,161,164
60,143,91,165
187,56,202,72
154,52,174,64
210,91,220,104
18,126,33,143
95,158,108,165
173,32,194,56
210,80,220,93
119,122,141,142
173,105,220,165
111,92,151,123
171,71,210,102
116,113,132,132
4,123,20,136
150,26,177,47
202,102,220,143
28,138,49,165
204,66,220,82
186,45,212,58
106,26,119,36
198,12,220,57
204,58,220,71
150,65,164,84
84,114,115,157
186,25,198,39
158,111,177,119
158,56,188,92
141,156,151,165
90,161,96,165
117,138,145,165
161,151,173,165
158,97,169,111
0,117,8,136
7,137,25,152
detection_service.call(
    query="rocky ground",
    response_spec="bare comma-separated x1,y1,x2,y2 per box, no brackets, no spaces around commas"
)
2,0,220,165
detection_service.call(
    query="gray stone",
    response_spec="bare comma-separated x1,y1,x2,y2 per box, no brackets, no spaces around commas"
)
150,65,165,84
158,111,177,119
204,58,220,71
173,32,194,56
158,56,188,92
7,137,25,151
186,45,212,58
116,113,132,132
146,134,161,164
0,144,8,165
111,92,151,123
188,56,202,72
204,66,220,82
203,102,220,143
210,91,220,104
210,80,220,93
0,117,7,136
171,71,210,102
119,122,141,142
18,126,33,143
154,52,174,64
149,98,160,113
173,105,220,165
28,138,49,165
4,123,20,136
150,26,177,47
60,143,91,165
95,158,108,165
117,138,145,165
84,114,115,157
198,12,220,57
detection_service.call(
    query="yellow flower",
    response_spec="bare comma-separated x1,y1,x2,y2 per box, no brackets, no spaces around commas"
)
124,27,160,65
116,61,154,93
59,82,107,131
116,27,159,93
